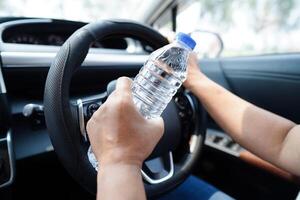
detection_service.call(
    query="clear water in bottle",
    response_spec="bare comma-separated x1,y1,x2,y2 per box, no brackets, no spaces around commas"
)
132,32,196,119
87,33,196,170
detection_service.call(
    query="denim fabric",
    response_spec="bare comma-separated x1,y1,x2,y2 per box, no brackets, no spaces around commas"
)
156,176,234,200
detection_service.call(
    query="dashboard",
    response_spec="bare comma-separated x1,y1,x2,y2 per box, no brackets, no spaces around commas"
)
0,18,151,163
0,17,152,190
0,19,146,51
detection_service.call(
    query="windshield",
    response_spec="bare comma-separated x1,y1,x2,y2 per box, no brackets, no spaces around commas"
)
0,0,145,22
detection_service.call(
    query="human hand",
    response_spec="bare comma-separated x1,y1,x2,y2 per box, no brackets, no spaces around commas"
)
183,53,205,91
86,77,164,167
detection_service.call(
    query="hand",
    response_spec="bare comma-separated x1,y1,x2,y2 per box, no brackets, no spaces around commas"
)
184,53,205,91
86,77,164,167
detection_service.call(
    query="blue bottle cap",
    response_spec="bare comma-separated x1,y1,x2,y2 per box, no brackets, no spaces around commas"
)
176,32,196,50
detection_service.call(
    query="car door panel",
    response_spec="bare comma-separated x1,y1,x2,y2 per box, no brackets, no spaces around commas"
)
200,59,231,90
196,54,300,200
201,54,300,123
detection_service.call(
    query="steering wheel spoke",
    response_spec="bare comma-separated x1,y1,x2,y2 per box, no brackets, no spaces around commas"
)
76,93,107,141
142,151,174,184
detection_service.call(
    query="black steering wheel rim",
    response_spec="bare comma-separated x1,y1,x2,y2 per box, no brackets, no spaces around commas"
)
44,20,205,198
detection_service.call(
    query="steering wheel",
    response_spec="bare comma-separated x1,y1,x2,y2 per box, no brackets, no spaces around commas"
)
44,20,206,198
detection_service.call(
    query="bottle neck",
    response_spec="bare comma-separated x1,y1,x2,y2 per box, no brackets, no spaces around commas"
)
175,40,193,51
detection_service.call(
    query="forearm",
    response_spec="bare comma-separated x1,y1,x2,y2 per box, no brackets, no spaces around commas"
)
97,163,146,200
189,74,299,174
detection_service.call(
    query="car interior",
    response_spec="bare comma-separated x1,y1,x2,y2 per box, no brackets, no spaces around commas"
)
0,0,300,199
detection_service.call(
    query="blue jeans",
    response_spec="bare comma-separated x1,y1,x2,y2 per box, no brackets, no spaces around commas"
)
157,176,234,200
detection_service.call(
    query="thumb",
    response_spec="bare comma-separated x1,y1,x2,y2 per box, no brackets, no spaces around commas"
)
148,117,164,141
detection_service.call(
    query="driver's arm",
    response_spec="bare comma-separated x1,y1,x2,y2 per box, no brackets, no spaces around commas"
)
185,54,300,176
86,77,164,200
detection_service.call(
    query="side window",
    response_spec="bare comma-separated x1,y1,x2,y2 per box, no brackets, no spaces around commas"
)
176,0,300,57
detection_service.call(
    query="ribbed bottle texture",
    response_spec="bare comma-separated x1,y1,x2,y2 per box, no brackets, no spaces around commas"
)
132,33,196,118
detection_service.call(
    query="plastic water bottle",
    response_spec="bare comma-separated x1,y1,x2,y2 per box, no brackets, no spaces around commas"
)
87,33,196,170
132,32,196,119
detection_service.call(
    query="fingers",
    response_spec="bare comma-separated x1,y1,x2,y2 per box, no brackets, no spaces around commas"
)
102,77,137,117
190,52,197,58
105,76,133,103
115,77,132,94
148,117,164,141
188,52,198,66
